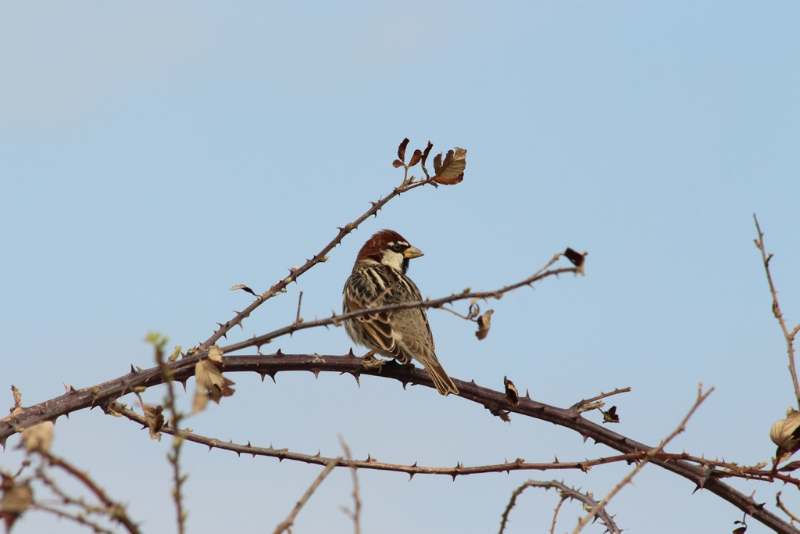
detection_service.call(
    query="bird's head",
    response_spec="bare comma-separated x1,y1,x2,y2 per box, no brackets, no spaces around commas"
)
355,229,423,274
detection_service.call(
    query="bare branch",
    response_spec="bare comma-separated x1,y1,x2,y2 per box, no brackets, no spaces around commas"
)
221,253,580,354
572,383,714,534
338,437,361,534
272,456,341,534
498,480,621,534
777,491,800,524
754,214,800,408
571,387,632,411
33,504,117,534
40,452,141,534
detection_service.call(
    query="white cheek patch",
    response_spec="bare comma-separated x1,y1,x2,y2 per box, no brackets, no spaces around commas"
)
381,250,405,271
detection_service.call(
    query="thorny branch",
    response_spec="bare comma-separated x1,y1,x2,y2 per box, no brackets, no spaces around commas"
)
101,354,797,534
498,479,621,534
572,383,714,534
221,251,580,354
754,215,800,409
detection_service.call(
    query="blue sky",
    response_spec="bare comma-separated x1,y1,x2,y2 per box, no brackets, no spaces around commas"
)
2,2,799,533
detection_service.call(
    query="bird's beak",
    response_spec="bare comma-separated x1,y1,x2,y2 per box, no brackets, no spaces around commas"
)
403,246,424,259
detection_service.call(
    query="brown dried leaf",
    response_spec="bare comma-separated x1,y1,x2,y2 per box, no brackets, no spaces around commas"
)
420,141,434,176
432,147,466,184
193,357,236,414
771,407,800,463
0,481,32,531
733,527,747,534
504,376,519,406
21,423,54,453
143,405,164,441
602,406,620,424
564,248,586,268
392,159,404,168
397,138,410,162
475,310,494,340
230,284,256,296
408,149,422,167
778,461,800,472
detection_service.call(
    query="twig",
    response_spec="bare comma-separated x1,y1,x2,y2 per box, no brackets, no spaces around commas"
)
153,340,187,534
295,291,304,326
272,456,341,534
221,253,579,354
498,480,621,534
571,387,632,411
571,383,714,534
112,400,650,476
33,504,117,534
754,215,800,408
338,436,361,534
41,452,141,534
549,496,566,534
777,491,800,523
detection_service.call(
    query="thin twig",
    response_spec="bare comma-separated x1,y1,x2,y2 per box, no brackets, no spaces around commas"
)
338,436,361,534
272,456,341,534
571,383,714,534
571,387,632,411
777,491,800,523
754,215,800,408
154,343,187,534
295,291,304,326
498,480,621,534
221,254,578,354
41,452,141,534
549,496,566,534
33,504,117,534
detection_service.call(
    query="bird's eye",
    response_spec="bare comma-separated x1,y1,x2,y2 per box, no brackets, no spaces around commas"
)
391,243,405,252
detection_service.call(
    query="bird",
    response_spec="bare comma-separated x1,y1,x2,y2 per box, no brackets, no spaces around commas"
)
342,229,459,396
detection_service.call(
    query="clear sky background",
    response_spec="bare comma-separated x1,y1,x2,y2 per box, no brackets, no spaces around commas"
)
2,2,799,533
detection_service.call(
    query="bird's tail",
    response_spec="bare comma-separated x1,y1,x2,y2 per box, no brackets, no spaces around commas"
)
420,355,459,396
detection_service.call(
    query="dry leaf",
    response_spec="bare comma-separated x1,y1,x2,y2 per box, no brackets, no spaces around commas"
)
397,138,410,162
392,159,404,168
602,406,620,424
143,405,164,441
21,423,54,453
193,354,236,414
475,310,494,340
771,407,800,463
208,345,224,363
504,376,519,406
0,480,33,532
408,149,422,167
420,141,434,176
230,284,256,296
432,147,466,184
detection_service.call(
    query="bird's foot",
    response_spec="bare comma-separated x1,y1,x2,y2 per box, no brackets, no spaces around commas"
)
359,351,387,372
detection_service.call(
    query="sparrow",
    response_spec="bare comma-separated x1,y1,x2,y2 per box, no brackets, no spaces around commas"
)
342,229,459,396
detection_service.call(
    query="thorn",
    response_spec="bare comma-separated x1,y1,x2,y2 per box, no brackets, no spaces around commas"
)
366,454,372,462
259,372,266,382
315,450,321,458
582,434,589,443
346,348,356,358
402,381,408,390
412,461,417,467
353,373,361,387
525,389,530,399
311,369,320,379
408,472,414,481
130,365,137,374
178,379,188,393
268,373,276,383
275,349,284,357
